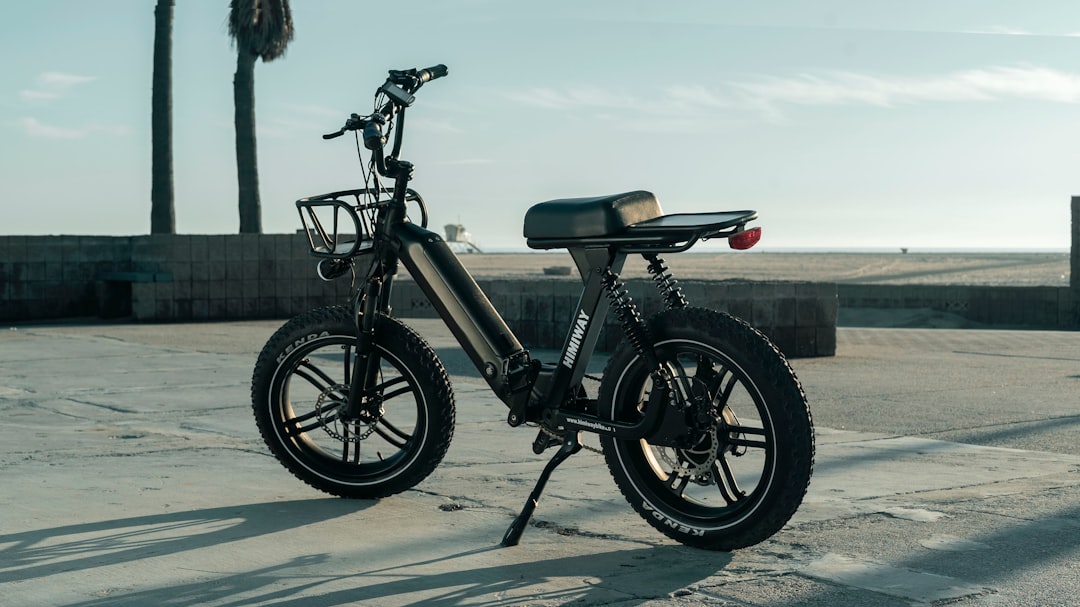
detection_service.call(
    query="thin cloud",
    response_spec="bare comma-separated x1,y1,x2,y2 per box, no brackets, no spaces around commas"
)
734,66,1080,108
20,117,84,138
19,71,96,104
19,90,61,102
19,117,128,139
38,72,96,88
963,26,1035,36
505,65,1080,125
961,26,1080,38
506,86,659,113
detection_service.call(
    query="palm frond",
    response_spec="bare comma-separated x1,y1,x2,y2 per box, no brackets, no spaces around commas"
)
228,0,294,62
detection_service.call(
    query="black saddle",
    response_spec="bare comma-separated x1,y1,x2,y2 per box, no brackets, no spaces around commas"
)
523,191,662,241
523,190,758,252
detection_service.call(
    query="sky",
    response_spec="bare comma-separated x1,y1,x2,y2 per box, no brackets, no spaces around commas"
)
2,1,1079,251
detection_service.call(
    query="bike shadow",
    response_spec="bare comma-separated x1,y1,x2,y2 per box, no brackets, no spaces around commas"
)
56,541,734,606
335,544,735,606
0,498,365,585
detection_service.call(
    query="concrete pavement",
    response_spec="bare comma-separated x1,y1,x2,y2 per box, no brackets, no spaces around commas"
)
1,319,1078,606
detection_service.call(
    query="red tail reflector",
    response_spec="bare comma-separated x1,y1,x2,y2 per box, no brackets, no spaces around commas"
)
728,226,761,250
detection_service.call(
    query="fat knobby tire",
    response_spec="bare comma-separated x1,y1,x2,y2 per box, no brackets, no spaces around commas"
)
599,307,814,550
251,306,455,499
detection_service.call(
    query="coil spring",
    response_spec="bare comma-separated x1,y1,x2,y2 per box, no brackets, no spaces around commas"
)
645,254,687,309
603,271,652,360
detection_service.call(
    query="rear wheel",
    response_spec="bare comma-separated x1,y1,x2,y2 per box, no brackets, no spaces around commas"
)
599,307,814,550
251,306,455,498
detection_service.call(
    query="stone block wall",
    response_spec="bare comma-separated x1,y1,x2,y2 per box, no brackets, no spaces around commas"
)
388,278,838,358
126,234,350,321
838,284,1074,329
0,233,350,322
1073,196,1079,324
0,233,838,357
0,236,132,320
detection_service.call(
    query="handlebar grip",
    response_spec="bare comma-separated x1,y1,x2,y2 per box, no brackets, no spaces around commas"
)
417,64,448,84
322,129,345,140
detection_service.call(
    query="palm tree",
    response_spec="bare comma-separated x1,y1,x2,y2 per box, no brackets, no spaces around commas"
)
227,0,294,234
150,0,175,234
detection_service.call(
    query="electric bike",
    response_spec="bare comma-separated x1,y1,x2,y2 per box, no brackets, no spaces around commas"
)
251,64,814,550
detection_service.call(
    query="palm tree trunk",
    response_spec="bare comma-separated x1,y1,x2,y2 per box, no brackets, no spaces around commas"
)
150,0,175,234
234,48,261,234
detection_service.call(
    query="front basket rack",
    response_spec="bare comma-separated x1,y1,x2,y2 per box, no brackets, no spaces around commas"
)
296,188,423,259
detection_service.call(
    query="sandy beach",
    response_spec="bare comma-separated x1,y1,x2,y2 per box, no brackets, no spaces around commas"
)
456,251,1071,287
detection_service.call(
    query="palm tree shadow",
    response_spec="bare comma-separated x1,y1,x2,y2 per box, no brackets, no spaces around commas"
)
0,498,365,585
60,543,734,607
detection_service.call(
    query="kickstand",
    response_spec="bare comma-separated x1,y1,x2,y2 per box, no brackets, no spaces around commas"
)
500,432,582,547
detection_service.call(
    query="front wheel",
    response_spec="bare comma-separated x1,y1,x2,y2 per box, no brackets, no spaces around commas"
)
251,306,455,498
599,308,814,550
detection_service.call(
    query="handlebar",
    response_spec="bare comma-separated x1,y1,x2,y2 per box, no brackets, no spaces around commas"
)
388,64,448,88
321,64,448,176
418,64,449,84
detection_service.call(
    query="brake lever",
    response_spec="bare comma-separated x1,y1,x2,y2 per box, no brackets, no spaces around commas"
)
322,113,365,140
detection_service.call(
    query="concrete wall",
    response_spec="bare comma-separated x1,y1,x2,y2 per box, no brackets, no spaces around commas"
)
0,234,350,322
0,234,837,357
0,236,134,320
839,284,1074,329
126,234,353,321
1073,196,1079,324
388,279,838,358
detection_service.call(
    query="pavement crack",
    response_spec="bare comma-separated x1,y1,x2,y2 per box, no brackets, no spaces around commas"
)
915,414,1080,438
64,398,139,414
953,350,1080,363
20,401,100,421
409,489,491,511
530,519,646,545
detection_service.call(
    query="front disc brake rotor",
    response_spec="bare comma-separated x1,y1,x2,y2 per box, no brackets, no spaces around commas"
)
314,384,378,443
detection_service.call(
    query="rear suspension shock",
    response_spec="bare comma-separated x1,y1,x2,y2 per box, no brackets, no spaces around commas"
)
603,270,659,370
644,253,687,310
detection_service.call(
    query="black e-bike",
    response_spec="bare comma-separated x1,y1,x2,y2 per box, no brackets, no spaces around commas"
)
251,65,814,550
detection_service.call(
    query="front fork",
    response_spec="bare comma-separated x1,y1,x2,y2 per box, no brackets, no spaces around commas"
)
342,259,396,421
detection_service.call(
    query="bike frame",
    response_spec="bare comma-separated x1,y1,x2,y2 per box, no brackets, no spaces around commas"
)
395,220,676,434
320,79,757,447
283,66,801,549
345,171,669,443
